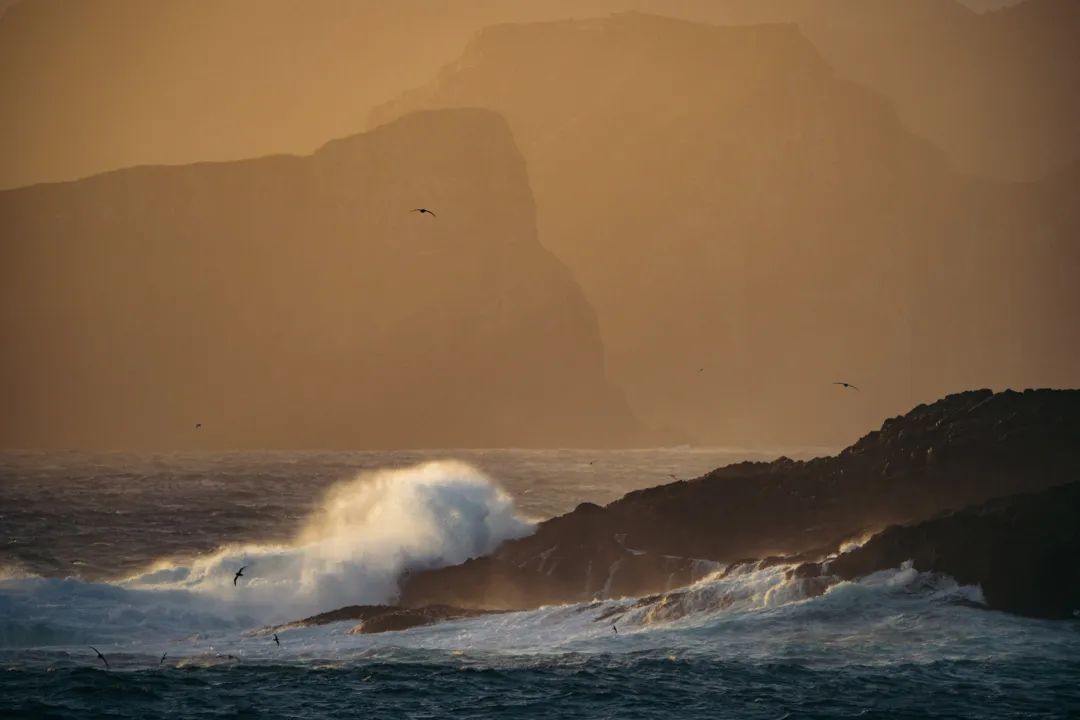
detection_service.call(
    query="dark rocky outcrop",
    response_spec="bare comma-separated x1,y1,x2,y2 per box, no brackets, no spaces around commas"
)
399,389,1080,610
794,481,1080,619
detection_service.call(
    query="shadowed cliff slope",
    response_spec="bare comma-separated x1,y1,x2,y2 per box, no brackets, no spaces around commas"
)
0,109,640,449
399,389,1080,610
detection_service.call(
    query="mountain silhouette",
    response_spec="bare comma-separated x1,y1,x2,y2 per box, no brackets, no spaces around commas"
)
0,109,642,450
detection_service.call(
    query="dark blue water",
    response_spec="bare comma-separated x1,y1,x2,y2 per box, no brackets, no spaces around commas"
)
4,655,1079,719
2,451,1078,719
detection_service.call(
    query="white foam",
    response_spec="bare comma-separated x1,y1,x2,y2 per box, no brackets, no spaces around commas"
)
120,460,533,621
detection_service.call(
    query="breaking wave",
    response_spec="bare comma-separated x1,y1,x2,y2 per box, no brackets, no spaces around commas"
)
120,460,532,618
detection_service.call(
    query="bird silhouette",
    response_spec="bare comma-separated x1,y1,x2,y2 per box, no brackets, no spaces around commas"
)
411,208,436,217
195,423,202,429
159,652,167,665
832,382,860,391
613,624,618,635
273,633,280,647
233,566,246,586
89,646,109,669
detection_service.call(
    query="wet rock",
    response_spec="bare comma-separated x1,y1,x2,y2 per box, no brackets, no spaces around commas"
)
272,604,499,635
398,389,1080,611
813,482,1080,619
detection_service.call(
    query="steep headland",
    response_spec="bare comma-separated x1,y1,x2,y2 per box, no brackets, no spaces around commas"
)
0,109,641,450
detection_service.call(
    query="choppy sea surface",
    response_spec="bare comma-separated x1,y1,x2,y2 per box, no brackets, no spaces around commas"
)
1,449,1078,719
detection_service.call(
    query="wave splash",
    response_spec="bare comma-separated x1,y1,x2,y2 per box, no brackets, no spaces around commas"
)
122,460,533,619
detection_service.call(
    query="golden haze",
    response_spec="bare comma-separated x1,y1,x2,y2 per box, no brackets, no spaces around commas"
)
0,1,1076,449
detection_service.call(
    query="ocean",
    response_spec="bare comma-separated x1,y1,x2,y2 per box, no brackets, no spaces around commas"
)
2,450,1078,719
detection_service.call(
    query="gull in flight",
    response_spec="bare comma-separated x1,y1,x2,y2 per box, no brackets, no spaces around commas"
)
411,208,437,217
234,566,246,586
832,382,859,391
89,646,109,669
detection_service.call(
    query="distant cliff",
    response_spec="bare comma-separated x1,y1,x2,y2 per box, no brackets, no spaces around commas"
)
399,389,1080,610
371,13,1080,447
0,109,642,450
675,0,1080,180
3,1,1076,188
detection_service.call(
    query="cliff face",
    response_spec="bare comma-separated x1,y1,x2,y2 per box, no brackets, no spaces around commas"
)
399,389,1080,610
371,14,1080,447
0,109,641,450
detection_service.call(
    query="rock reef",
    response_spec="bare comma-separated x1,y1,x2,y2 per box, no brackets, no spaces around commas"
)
398,389,1080,611
272,604,499,635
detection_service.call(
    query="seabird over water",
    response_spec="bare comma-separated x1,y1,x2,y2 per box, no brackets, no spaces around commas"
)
233,566,246,586
160,652,167,665
832,382,859,391
273,633,280,646
411,208,436,217
89,646,109,669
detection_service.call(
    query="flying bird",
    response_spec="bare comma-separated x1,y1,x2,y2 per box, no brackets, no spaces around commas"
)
159,652,167,665
698,367,705,373
89,646,109,669
195,423,202,429
832,382,860,391
233,566,246,586
273,633,280,647
613,624,618,635
411,208,436,217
